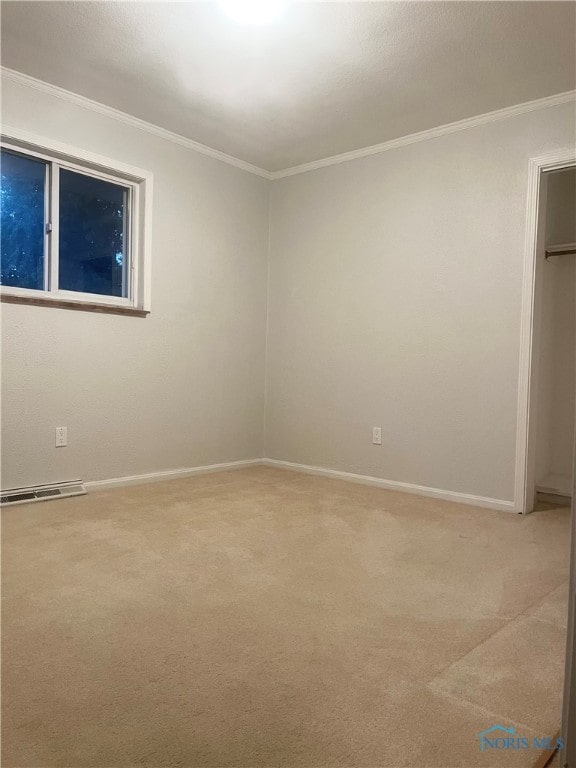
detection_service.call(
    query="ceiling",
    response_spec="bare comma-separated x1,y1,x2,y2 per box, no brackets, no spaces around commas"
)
1,1,575,172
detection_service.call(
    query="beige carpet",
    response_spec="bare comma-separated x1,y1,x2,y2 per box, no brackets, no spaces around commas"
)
1,466,570,767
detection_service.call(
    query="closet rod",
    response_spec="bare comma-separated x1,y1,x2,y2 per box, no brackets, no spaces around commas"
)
545,244,576,260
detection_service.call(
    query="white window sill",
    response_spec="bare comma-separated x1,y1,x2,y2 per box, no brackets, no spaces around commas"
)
0,292,149,317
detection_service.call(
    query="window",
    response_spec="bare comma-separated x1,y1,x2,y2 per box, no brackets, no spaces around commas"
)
0,132,152,313
1,151,45,290
58,169,128,297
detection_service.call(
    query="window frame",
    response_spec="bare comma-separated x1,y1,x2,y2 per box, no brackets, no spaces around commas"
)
0,128,153,314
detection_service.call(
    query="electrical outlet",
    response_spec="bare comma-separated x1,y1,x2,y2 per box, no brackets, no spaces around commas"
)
55,427,67,447
372,427,382,445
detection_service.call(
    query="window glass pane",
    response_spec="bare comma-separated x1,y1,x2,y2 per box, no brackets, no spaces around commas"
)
0,149,46,290
59,169,129,297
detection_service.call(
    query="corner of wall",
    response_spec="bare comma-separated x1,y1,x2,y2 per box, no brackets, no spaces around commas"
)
262,175,273,459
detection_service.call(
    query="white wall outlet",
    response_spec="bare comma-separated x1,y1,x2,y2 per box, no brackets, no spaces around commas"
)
55,427,67,447
372,426,382,445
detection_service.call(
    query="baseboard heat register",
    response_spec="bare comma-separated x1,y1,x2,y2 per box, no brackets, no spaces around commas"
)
0,480,86,506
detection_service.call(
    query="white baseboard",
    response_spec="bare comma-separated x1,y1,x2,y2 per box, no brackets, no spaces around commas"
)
84,456,516,513
262,459,516,513
84,459,263,491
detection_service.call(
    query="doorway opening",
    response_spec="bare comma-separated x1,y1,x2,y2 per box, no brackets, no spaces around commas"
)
519,153,576,515
533,166,576,509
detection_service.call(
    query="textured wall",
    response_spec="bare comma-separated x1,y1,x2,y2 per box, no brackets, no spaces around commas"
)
265,103,576,502
1,77,269,487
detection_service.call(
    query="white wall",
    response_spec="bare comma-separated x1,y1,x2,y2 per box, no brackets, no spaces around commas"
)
2,73,575,506
535,168,576,494
1,76,269,488
265,103,576,502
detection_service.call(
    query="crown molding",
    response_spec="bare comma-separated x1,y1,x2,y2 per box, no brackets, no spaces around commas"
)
3,66,574,181
270,89,576,179
0,67,273,180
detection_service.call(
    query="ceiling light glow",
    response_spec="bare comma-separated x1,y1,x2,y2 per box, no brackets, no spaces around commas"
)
218,0,288,25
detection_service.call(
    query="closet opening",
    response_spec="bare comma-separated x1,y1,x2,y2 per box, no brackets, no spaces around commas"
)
525,162,576,514
535,167,576,507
